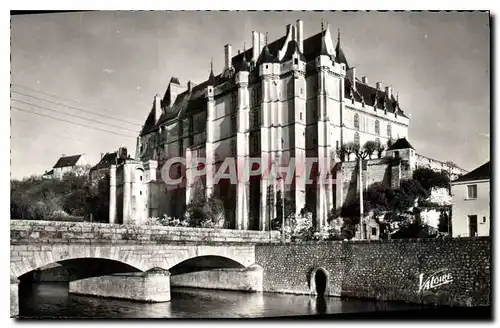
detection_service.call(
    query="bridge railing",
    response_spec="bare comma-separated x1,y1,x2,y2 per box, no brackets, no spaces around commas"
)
10,220,281,245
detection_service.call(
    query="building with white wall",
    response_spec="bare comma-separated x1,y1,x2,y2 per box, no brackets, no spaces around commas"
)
451,161,490,237
44,154,88,180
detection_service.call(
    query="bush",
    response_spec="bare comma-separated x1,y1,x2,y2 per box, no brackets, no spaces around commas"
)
10,166,109,222
145,215,189,227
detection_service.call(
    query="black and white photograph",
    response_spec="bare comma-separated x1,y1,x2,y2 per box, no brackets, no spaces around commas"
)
8,9,491,320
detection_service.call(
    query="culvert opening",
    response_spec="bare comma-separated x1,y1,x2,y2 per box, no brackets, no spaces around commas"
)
314,269,327,296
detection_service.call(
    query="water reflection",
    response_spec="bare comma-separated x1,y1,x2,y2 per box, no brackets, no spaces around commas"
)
18,283,421,319
316,297,327,314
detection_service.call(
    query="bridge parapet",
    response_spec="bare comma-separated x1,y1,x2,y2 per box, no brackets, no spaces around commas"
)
10,220,280,245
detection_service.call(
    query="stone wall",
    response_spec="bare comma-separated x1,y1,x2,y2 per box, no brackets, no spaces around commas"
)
69,270,171,302
170,264,263,292
11,220,280,245
255,237,491,307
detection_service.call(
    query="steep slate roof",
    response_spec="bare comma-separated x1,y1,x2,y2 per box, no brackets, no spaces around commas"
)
453,161,490,183
257,44,278,65
90,152,118,172
387,137,415,151
53,155,82,168
140,27,408,137
335,39,349,69
281,40,307,63
345,79,408,118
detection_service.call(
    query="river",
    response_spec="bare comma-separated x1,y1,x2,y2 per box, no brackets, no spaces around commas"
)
18,282,423,319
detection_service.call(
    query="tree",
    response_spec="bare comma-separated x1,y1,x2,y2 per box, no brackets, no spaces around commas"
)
343,142,357,162
272,191,295,231
413,167,450,191
184,181,226,228
377,144,385,159
363,141,378,159
11,166,110,222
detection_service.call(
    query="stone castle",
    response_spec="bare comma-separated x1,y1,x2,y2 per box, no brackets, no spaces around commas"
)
101,20,467,232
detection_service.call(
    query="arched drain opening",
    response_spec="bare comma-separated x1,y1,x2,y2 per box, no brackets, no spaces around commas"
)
314,270,327,296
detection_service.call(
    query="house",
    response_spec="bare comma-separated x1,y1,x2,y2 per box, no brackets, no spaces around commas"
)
451,161,490,237
90,147,129,180
46,154,88,180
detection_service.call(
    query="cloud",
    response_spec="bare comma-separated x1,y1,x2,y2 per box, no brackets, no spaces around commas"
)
102,68,114,74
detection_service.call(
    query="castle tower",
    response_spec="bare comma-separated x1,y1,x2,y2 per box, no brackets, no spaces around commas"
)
235,55,250,230
258,42,278,231
205,62,216,198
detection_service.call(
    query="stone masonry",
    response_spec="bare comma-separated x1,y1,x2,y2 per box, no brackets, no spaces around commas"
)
255,237,491,307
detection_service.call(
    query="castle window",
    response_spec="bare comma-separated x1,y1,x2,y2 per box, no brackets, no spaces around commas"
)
140,176,143,181
252,87,261,106
387,124,392,137
251,109,260,128
354,113,360,130
375,120,380,135
230,139,237,156
371,227,377,236
231,93,237,111
354,132,360,146
294,58,298,65
300,112,303,120
336,140,339,150
250,134,259,154
231,113,237,134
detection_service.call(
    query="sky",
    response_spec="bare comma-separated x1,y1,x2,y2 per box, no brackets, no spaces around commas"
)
10,11,490,179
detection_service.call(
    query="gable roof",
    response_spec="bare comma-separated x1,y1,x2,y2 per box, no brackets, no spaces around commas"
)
53,155,82,168
387,138,415,151
453,161,490,183
43,169,54,176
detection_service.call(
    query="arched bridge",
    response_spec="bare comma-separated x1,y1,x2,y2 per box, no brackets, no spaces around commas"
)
10,220,279,316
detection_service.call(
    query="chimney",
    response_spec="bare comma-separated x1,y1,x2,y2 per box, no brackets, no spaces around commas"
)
376,82,383,90
154,94,162,123
62,154,66,157
347,67,356,91
165,77,185,107
385,86,392,99
286,24,293,39
252,31,259,61
100,153,104,160
296,19,304,52
362,76,368,84
187,81,197,92
259,32,266,51
118,147,128,159
224,44,232,69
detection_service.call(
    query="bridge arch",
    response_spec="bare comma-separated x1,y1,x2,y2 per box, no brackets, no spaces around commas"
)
11,245,150,279
11,243,255,279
